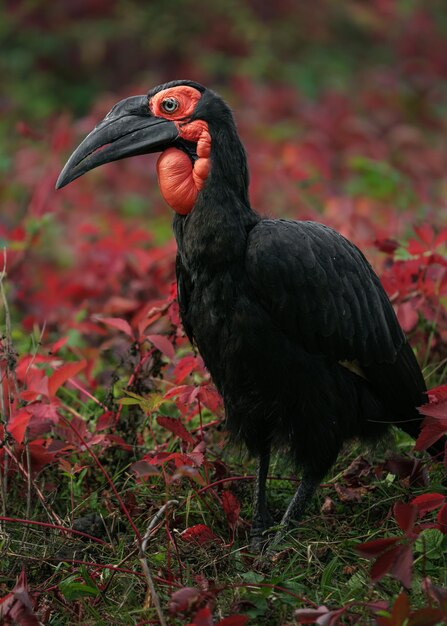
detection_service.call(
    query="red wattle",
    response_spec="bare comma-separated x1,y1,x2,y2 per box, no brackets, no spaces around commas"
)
157,148,198,215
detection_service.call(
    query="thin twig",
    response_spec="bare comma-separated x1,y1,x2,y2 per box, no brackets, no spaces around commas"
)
23,433,32,549
0,516,109,544
139,500,179,626
140,500,179,552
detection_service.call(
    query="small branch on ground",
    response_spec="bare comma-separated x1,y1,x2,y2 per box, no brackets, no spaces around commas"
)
139,500,179,626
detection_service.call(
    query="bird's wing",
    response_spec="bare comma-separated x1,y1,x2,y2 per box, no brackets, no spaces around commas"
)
245,219,405,367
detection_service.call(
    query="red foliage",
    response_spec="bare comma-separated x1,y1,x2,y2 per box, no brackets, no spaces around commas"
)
180,524,221,546
416,386,447,459
0,570,41,626
156,415,195,445
168,587,202,615
374,592,444,626
357,494,447,589
221,491,241,531
294,605,347,625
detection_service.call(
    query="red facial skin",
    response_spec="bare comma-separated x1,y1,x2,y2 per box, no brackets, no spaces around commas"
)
150,86,211,215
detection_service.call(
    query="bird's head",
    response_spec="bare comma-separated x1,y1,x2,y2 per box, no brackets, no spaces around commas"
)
56,80,249,214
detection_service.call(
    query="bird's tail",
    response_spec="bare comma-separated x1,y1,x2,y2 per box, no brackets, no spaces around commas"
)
363,341,444,458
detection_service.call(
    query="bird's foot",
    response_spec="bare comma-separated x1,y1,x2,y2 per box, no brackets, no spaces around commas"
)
250,528,271,553
250,510,275,553
264,526,289,556
251,527,291,569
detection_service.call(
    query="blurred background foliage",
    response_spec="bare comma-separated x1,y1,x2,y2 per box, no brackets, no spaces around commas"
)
2,0,447,337
3,0,447,120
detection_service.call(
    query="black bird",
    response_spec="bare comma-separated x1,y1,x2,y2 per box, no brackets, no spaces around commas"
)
56,80,438,549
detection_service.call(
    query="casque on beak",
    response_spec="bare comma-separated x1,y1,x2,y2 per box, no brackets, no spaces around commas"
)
56,95,179,189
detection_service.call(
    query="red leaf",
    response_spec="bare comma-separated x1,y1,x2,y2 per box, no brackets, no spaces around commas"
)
147,334,175,360
370,546,401,583
411,493,445,517
164,384,201,415
396,302,419,333
137,310,162,337
131,460,160,478
198,383,223,414
415,418,446,451
26,402,59,425
49,336,68,354
294,606,346,626
222,491,241,528
105,434,133,452
375,238,399,254
165,384,198,402
171,465,206,486
21,369,49,401
156,415,194,445
168,587,201,615
408,608,447,626
8,409,32,444
427,385,447,402
98,317,133,337
422,577,447,609
48,360,87,397
419,400,447,421
28,439,58,473
391,545,413,589
95,411,116,432
173,355,198,383
189,605,213,626
414,223,434,246
407,238,426,256
384,456,428,487
356,537,400,557
148,451,192,466
295,607,330,624
434,227,447,249
389,592,410,625
437,503,447,533
393,502,418,534
180,524,220,545
216,616,249,626
186,441,206,467
0,569,41,625
317,608,347,626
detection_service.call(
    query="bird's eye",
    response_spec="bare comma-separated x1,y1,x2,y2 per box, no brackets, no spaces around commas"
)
161,98,179,113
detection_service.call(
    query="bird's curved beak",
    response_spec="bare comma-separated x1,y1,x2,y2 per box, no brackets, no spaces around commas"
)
56,95,179,189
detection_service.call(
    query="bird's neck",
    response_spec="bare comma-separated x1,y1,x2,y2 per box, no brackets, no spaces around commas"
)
172,121,259,271
206,119,251,207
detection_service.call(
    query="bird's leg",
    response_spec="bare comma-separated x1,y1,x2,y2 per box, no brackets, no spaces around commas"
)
267,472,320,553
250,448,274,551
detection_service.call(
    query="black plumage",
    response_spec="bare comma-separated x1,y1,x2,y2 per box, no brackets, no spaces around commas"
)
57,80,439,550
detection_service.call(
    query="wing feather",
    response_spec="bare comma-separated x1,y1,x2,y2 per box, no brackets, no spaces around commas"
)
246,219,405,366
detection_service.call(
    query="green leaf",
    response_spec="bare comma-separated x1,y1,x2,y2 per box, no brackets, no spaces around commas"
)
414,528,446,561
241,571,265,584
116,397,142,405
320,556,340,593
59,579,100,601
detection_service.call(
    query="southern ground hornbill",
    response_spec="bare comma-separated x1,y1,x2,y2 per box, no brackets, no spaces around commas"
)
57,80,437,550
